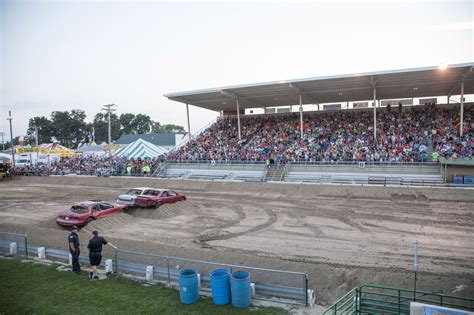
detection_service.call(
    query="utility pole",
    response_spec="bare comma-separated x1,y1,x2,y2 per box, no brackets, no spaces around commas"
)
0,132,5,150
34,125,40,163
7,111,14,167
101,104,117,145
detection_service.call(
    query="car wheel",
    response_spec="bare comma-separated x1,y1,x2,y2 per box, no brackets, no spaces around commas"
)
121,207,128,213
155,202,162,209
85,217,94,225
182,196,186,201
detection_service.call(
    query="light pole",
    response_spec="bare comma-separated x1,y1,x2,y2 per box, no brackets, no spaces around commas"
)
413,240,419,301
34,125,40,163
7,111,14,167
101,104,117,145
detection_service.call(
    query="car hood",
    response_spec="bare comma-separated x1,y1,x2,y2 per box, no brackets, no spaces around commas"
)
118,194,138,201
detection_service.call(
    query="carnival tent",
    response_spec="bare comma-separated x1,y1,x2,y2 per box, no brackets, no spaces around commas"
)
112,138,167,159
75,144,107,157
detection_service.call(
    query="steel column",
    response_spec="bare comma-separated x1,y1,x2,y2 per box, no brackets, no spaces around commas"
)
460,81,464,136
236,99,241,140
299,94,303,138
186,103,191,141
373,87,377,140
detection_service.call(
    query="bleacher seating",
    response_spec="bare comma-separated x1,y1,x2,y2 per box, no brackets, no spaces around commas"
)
283,162,444,185
158,162,265,181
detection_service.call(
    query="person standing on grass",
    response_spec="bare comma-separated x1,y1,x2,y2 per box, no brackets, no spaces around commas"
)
87,230,117,280
68,226,81,274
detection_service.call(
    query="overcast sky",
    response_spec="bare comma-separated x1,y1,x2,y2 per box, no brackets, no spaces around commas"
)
1,0,472,138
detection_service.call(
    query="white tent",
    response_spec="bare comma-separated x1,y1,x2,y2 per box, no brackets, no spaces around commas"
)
112,138,167,159
75,144,107,157
0,153,12,161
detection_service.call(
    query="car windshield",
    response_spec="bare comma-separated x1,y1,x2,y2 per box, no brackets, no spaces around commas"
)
18,159,29,163
127,189,143,195
69,205,89,214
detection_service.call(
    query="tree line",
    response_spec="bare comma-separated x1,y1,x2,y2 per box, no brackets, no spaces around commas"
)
2,109,184,150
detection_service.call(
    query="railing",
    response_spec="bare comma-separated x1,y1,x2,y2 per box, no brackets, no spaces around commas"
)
322,287,359,314
165,159,266,165
0,232,311,307
0,232,28,260
114,248,310,306
168,117,219,154
289,160,440,166
323,284,474,314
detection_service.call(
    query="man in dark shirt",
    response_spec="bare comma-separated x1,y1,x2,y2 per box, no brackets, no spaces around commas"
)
87,230,117,280
68,226,81,274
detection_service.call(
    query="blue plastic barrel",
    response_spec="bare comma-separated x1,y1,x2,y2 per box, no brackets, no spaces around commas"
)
453,175,463,184
230,270,252,308
210,269,230,305
463,175,473,185
179,268,199,304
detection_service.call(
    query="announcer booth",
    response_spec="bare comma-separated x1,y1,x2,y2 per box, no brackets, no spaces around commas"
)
164,62,474,142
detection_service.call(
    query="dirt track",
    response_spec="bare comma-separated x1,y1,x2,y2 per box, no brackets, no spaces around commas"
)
0,176,473,306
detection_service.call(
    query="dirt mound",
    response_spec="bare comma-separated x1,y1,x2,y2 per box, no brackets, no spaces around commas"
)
126,201,196,219
83,213,134,233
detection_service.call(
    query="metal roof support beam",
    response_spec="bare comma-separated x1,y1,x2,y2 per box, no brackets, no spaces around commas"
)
186,103,191,141
289,83,317,105
447,66,473,99
299,94,303,138
236,98,241,140
220,90,266,108
373,86,377,140
460,81,464,137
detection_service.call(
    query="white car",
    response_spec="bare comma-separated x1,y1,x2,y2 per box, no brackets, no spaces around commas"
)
15,159,31,168
116,187,155,207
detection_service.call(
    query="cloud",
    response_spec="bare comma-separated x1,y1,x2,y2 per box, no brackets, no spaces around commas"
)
431,22,474,31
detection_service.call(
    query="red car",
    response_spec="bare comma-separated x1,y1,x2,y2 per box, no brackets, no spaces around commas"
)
56,201,127,227
135,189,186,208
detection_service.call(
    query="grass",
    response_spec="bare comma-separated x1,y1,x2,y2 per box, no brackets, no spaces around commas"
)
0,258,287,314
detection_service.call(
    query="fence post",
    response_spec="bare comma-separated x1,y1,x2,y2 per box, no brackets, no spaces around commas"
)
166,258,171,285
304,273,309,307
114,248,118,274
398,289,401,314
24,234,28,260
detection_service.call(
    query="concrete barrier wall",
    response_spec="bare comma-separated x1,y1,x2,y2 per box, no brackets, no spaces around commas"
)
20,176,474,202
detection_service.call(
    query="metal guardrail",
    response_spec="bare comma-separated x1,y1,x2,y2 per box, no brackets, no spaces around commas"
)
0,233,310,307
322,284,474,314
0,232,28,259
114,248,310,306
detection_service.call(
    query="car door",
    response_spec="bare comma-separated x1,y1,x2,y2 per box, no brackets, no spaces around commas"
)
160,190,171,204
100,202,117,216
167,191,178,203
92,204,102,219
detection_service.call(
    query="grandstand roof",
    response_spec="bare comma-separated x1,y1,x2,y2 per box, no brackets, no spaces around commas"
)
165,63,474,111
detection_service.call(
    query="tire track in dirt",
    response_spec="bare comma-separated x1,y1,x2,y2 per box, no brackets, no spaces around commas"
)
197,206,277,243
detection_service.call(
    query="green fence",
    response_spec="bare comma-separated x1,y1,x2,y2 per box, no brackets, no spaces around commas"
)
323,284,474,315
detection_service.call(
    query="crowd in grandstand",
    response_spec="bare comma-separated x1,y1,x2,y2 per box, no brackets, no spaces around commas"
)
9,103,472,177
12,156,161,177
169,104,472,163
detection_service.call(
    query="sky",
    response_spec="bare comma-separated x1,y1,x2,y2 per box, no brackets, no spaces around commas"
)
0,0,473,140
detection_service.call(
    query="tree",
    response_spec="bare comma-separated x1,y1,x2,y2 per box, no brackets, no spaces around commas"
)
27,116,55,144
92,112,121,143
133,114,153,134
119,113,136,135
159,124,185,133
50,109,88,148
151,121,162,133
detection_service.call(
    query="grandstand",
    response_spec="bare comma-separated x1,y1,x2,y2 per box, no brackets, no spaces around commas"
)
161,63,473,184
